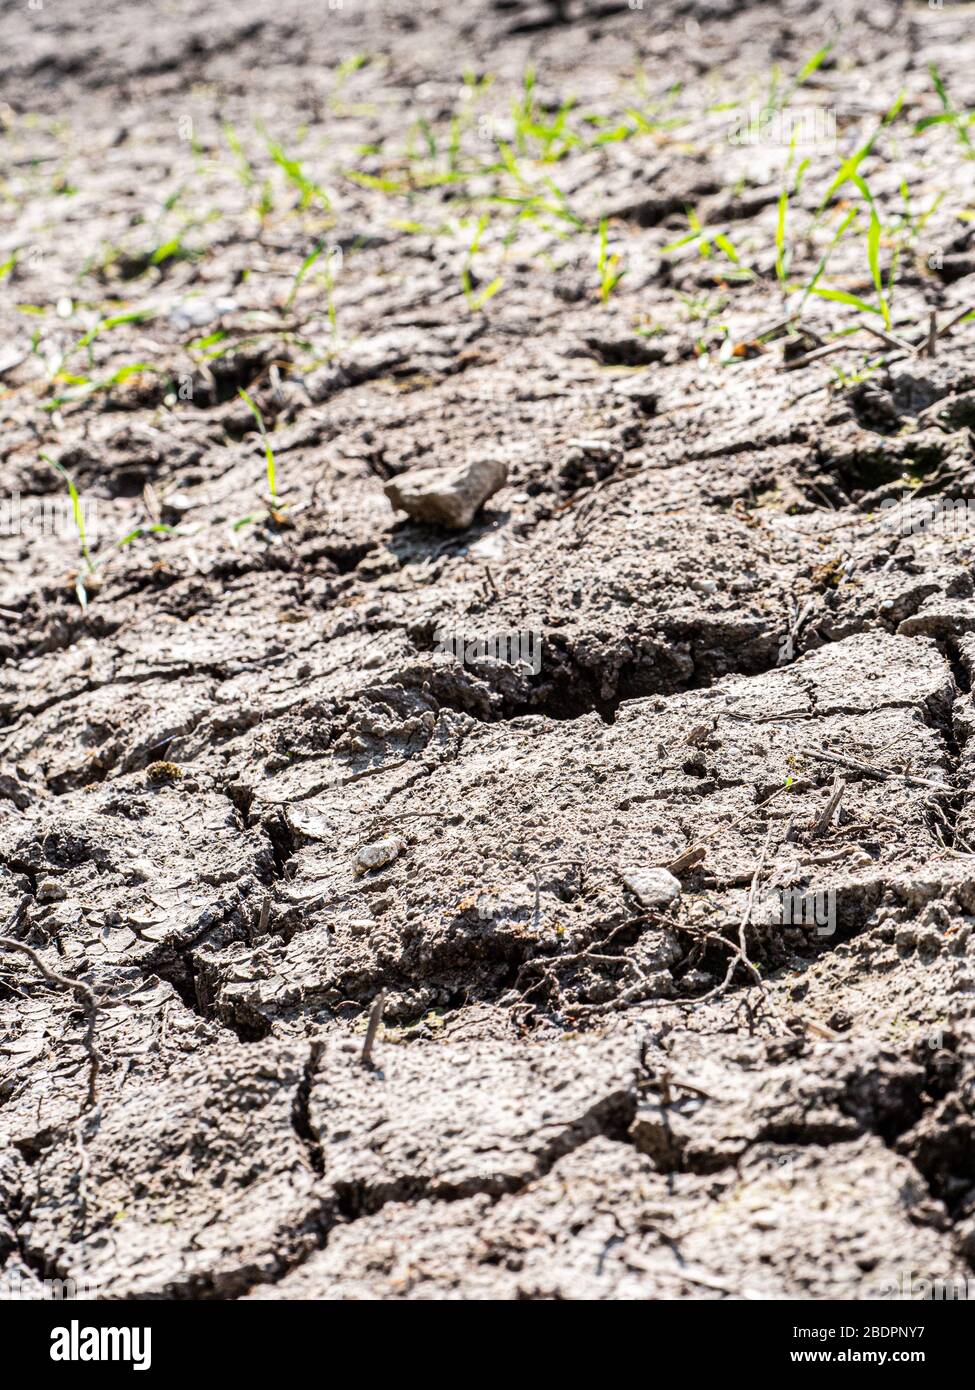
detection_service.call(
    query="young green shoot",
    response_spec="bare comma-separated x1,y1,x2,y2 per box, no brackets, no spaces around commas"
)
775,188,789,287
264,133,333,212
894,182,944,242
41,452,93,607
43,304,158,388
44,361,159,411
774,132,806,290
766,41,833,119
323,249,340,339
597,218,625,302
866,206,890,328
331,53,370,112
914,64,975,159
815,91,904,222
286,242,327,310
223,122,256,187
417,117,438,161
806,159,891,324
69,307,157,370
237,389,281,510
798,206,860,314
461,215,503,312
512,66,537,157
663,208,747,276
117,523,173,548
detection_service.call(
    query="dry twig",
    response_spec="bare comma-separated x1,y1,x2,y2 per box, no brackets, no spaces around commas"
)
812,775,846,836
695,824,774,1005
361,989,386,1068
800,745,951,793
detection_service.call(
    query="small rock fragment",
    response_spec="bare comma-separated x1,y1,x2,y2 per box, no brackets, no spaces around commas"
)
125,858,155,884
354,837,405,875
384,457,507,530
0,345,29,377
621,867,682,909
167,296,237,332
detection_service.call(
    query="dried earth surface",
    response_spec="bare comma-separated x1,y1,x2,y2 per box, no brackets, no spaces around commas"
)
2,0,975,1300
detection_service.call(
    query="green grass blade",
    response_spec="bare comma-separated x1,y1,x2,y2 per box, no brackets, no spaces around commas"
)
286,242,327,309
807,285,884,315
117,523,173,548
41,452,93,573
929,63,951,112
775,189,788,282
795,43,833,86
237,389,278,502
866,208,888,325
914,112,955,133
816,91,904,216
471,277,503,311
661,229,699,254
713,232,740,264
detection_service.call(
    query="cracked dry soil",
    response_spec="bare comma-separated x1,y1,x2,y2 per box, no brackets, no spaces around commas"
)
3,0,975,1301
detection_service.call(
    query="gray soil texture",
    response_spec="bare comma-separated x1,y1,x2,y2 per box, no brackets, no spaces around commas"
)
3,0,975,1301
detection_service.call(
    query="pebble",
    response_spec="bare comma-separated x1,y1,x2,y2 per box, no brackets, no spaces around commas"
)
167,296,238,332
384,457,507,530
621,866,682,909
354,837,405,875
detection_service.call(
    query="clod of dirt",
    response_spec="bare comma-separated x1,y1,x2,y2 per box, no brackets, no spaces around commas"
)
36,879,67,902
146,760,184,785
384,457,508,529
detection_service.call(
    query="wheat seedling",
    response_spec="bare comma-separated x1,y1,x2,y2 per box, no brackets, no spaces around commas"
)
41,452,93,608
597,218,625,302
915,64,974,160
238,388,282,512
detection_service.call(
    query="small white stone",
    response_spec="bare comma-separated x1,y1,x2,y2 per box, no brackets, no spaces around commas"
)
354,836,405,875
167,296,238,332
165,493,197,512
621,867,682,909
